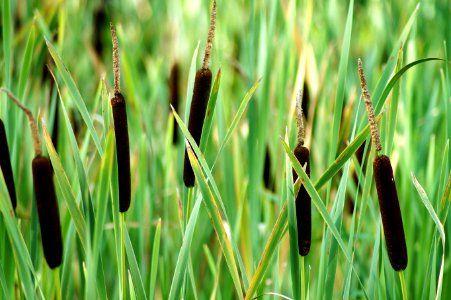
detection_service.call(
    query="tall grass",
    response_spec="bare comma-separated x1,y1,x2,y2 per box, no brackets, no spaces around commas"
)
0,0,449,299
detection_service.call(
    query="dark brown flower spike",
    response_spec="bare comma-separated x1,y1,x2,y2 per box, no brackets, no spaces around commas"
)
183,0,216,187
0,119,17,211
358,59,407,271
110,23,131,212
0,88,63,269
169,63,181,144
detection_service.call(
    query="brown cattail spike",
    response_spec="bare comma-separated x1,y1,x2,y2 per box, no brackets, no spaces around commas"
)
183,68,213,187
0,88,42,156
373,155,407,271
32,155,63,268
111,93,131,212
0,119,17,211
202,0,217,69
358,59,382,152
295,88,305,146
169,63,180,144
110,23,121,94
292,145,311,256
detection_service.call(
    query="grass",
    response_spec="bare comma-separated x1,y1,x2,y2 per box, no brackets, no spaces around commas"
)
0,0,450,299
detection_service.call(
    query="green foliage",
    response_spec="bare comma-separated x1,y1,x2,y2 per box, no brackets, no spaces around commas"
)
0,0,449,299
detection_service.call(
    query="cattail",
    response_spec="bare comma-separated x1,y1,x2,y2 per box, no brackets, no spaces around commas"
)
358,59,407,271
0,88,63,269
292,88,311,256
0,119,17,211
110,23,131,213
183,0,216,187
263,146,274,191
93,4,107,56
169,63,180,144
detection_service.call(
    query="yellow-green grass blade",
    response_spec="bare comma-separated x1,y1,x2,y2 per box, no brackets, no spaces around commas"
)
45,39,103,155
200,69,221,151
171,106,249,289
42,123,88,253
186,144,244,300
284,131,300,300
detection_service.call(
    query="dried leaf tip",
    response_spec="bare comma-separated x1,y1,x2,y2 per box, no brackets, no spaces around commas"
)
110,22,121,94
358,59,382,152
0,88,42,156
202,0,217,70
296,88,305,146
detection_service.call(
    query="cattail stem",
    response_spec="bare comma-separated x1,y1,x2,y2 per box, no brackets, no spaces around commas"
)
358,59,382,152
296,88,305,146
0,88,42,156
110,23,121,94
202,0,217,69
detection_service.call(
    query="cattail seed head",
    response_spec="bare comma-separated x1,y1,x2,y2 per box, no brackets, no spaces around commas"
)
32,155,63,269
358,59,382,152
293,144,311,256
183,68,213,187
373,154,407,271
111,92,131,212
263,146,274,191
169,63,180,144
0,119,17,211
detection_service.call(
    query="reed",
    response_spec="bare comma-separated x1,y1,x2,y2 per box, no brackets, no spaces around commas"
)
183,0,216,187
0,88,63,269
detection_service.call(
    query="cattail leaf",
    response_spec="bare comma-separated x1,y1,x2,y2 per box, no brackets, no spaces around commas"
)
412,174,445,300
45,39,104,155
149,219,161,299
42,122,88,253
211,78,261,170
200,68,221,151
168,195,202,300
123,224,147,300
285,131,300,300
184,41,201,123
186,144,244,300
172,106,249,288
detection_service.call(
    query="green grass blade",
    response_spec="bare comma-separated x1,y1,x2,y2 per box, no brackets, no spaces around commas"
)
184,41,201,123
17,22,35,98
45,40,103,155
168,195,202,300
149,219,161,299
200,68,221,151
